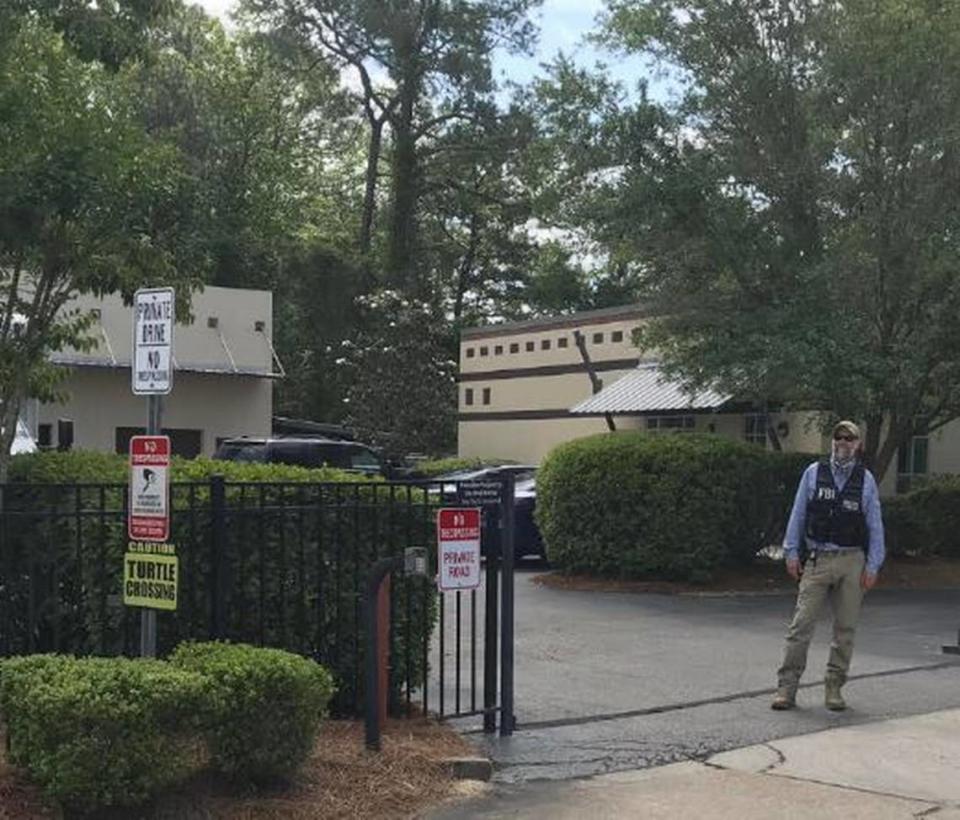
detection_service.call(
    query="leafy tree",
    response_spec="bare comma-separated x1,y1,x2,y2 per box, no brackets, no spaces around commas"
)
137,8,350,291
418,107,542,326
519,57,648,311
336,290,457,457
599,0,960,479
5,0,176,68
242,0,540,291
272,243,364,422
0,18,201,476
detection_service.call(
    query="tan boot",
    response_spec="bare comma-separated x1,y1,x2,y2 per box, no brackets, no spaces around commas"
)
825,679,846,711
771,688,796,710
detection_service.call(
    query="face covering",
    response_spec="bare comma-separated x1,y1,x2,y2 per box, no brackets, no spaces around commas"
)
831,441,857,469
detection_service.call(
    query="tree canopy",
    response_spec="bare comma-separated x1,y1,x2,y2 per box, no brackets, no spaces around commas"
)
6,0,960,473
593,0,960,479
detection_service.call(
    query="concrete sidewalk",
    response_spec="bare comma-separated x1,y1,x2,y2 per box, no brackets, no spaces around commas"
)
434,708,960,818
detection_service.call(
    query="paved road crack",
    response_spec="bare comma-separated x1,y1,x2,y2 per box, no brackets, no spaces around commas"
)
511,660,960,732
760,742,786,773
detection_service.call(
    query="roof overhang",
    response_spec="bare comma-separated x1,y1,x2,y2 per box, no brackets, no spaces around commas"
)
50,356,282,379
570,363,732,415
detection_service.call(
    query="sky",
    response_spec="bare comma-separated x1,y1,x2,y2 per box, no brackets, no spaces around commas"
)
193,0,662,100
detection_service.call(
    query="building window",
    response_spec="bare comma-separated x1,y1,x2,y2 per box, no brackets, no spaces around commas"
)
593,332,604,344
479,346,489,357
646,415,695,432
897,436,929,492
526,341,535,352
494,344,503,355
611,330,624,343
482,387,491,405
37,424,52,449
558,337,568,348
541,339,551,351
466,348,475,358
465,388,474,406
744,414,767,446
509,342,519,354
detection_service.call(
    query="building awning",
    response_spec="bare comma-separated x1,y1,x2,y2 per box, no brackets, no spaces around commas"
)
49,355,282,379
570,363,732,415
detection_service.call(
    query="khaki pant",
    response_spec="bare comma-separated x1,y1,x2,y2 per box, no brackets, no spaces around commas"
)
777,549,866,692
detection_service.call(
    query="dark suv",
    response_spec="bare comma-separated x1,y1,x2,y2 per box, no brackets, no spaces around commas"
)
214,437,388,476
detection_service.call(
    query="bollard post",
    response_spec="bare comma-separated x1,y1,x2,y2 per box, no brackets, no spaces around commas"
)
365,556,402,751
364,548,429,751
377,574,391,731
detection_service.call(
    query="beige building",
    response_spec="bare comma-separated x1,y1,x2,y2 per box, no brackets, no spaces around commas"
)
459,305,835,468
37,286,278,457
459,304,958,494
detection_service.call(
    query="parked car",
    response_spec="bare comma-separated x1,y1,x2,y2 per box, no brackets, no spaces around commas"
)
433,465,545,560
214,436,394,477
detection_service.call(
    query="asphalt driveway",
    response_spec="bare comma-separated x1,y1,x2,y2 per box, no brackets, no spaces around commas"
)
431,568,960,782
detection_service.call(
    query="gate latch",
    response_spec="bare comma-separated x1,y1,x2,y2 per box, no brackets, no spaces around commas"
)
404,547,428,576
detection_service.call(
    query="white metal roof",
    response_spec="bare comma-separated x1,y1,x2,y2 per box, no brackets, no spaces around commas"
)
570,363,731,415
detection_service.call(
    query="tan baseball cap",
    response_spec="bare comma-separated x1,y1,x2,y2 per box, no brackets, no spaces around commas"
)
832,420,861,439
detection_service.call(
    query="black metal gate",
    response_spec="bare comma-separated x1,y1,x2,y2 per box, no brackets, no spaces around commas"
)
430,474,516,735
0,474,515,731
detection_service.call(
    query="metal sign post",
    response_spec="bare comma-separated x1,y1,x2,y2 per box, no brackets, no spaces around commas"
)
131,288,174,658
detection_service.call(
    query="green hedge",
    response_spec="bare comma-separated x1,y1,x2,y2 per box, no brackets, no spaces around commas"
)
0,646,336,811
1,450,437,716
409,456,514,478
883,477,960,558
0,654,206,812
9,450,349,483
170,641,335,781
536,432,813,582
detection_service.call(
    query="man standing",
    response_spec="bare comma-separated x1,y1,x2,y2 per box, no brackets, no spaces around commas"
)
772,420,885,711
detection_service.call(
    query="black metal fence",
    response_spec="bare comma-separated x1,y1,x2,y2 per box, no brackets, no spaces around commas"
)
0,476,515,727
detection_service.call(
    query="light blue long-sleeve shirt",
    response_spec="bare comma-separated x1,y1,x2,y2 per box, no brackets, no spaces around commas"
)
783,461,885,575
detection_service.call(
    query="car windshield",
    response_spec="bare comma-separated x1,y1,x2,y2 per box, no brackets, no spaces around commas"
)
514,478,536,499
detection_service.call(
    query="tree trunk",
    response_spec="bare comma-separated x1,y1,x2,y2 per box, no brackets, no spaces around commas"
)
862,412,885,475
872,427,903,487
359,117,384,254
0,392,22,484
452,215,479,326
386,78,420,292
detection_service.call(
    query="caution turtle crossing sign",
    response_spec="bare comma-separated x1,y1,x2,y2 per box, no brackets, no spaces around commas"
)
124,541,178,610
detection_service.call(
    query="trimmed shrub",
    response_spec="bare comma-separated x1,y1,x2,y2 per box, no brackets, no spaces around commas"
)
9,450,351,484
536,432,813,582
0,655,206,813
883,478,960,558
169,641,335,781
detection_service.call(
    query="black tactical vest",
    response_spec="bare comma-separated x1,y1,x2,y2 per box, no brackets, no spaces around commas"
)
805,461,868,550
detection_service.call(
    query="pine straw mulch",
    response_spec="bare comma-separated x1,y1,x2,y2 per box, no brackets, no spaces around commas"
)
0,718,486,820
533,556,960,596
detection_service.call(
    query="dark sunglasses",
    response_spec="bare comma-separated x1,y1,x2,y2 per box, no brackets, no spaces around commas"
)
833,434,858,442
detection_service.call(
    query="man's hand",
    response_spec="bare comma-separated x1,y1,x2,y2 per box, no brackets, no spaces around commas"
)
786,557,801,581
861,570,877,591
